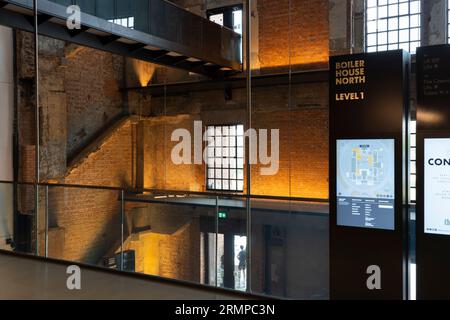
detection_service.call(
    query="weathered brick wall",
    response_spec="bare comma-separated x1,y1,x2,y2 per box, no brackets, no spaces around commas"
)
17,32,127,182
47,120,134,263
122,222,200,282
65,120,133,188
63,44,125,158
122,203,202,283
258,0,329,72
145,81,329,199
251,108,329,199
143,114,204,191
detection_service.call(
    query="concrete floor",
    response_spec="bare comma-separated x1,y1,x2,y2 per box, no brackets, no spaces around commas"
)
0,252,251,300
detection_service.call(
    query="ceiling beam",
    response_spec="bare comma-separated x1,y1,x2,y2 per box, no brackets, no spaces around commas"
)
128,43,147,54
67,25,90,38
98,35,121,46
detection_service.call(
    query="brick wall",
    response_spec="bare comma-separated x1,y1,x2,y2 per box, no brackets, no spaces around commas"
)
65,120,134,188
122,222,200,282
145,81,329,199
251,107,329,199
143,114,204,191
63,44,125,157
121,203,202,283
258,0,329,72
46,120,134,263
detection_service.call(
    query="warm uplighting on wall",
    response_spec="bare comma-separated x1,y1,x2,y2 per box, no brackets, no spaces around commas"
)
130,58,155,87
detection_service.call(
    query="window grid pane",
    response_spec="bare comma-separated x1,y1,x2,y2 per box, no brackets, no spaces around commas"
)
366,0,421,54
448,0,450,43
206,125,244,192
109,17,135,29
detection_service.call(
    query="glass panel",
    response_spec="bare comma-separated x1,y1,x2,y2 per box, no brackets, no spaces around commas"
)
218,196,247,291
47,185,122,267
0,182,14,252
15,21,40,256
124,194,215,283
249,0,330,300
251,199,329,299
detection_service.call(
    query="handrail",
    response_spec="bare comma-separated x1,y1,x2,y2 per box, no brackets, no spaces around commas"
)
0,180,330,203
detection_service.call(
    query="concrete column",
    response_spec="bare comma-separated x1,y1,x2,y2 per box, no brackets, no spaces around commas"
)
329,0,350,56
0,25,14,249
352,0,365,53
421,0,447,46
329,0,365,56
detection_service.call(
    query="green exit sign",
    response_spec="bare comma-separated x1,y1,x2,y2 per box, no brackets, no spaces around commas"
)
218,212,227,219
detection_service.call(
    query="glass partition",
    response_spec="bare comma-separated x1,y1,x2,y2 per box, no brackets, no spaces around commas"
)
5,0,335,300
0,24,14,252
217,196,247,291
250,199,329,299
0,182,14,252
123,193,216,283
46,185,123,268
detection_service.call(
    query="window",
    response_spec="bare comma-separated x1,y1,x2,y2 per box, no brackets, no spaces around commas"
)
207,5,243,60
448,0,450,43
206,125,244,192
409,120,416,202
209,13,224,26
109,17,135,29
366,0,421,53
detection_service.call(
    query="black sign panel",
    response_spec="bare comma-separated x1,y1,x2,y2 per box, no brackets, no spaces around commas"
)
329,50,409,299
416,45,450,299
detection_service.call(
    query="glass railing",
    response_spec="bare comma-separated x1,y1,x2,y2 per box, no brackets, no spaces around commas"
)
0,180,330,299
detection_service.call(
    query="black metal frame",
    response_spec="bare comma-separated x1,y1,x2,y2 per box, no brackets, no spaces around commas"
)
205,124,245,193
126,69,328,95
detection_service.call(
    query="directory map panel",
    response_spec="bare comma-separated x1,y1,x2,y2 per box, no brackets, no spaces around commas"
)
337,139,395,230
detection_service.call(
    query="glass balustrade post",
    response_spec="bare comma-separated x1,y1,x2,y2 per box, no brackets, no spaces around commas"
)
215,195,219,288
45,185,49,258
33,0,40,257
245,0,252,294
120,189,125,271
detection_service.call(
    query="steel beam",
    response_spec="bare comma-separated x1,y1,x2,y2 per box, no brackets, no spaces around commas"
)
0,0,243,78
126,69,329,97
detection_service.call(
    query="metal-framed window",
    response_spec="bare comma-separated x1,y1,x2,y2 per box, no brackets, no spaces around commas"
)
206,125,244,192
366,0,421,53
207,4,243,32
108,17,134,29
207,4,243,60
448,0,450,43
